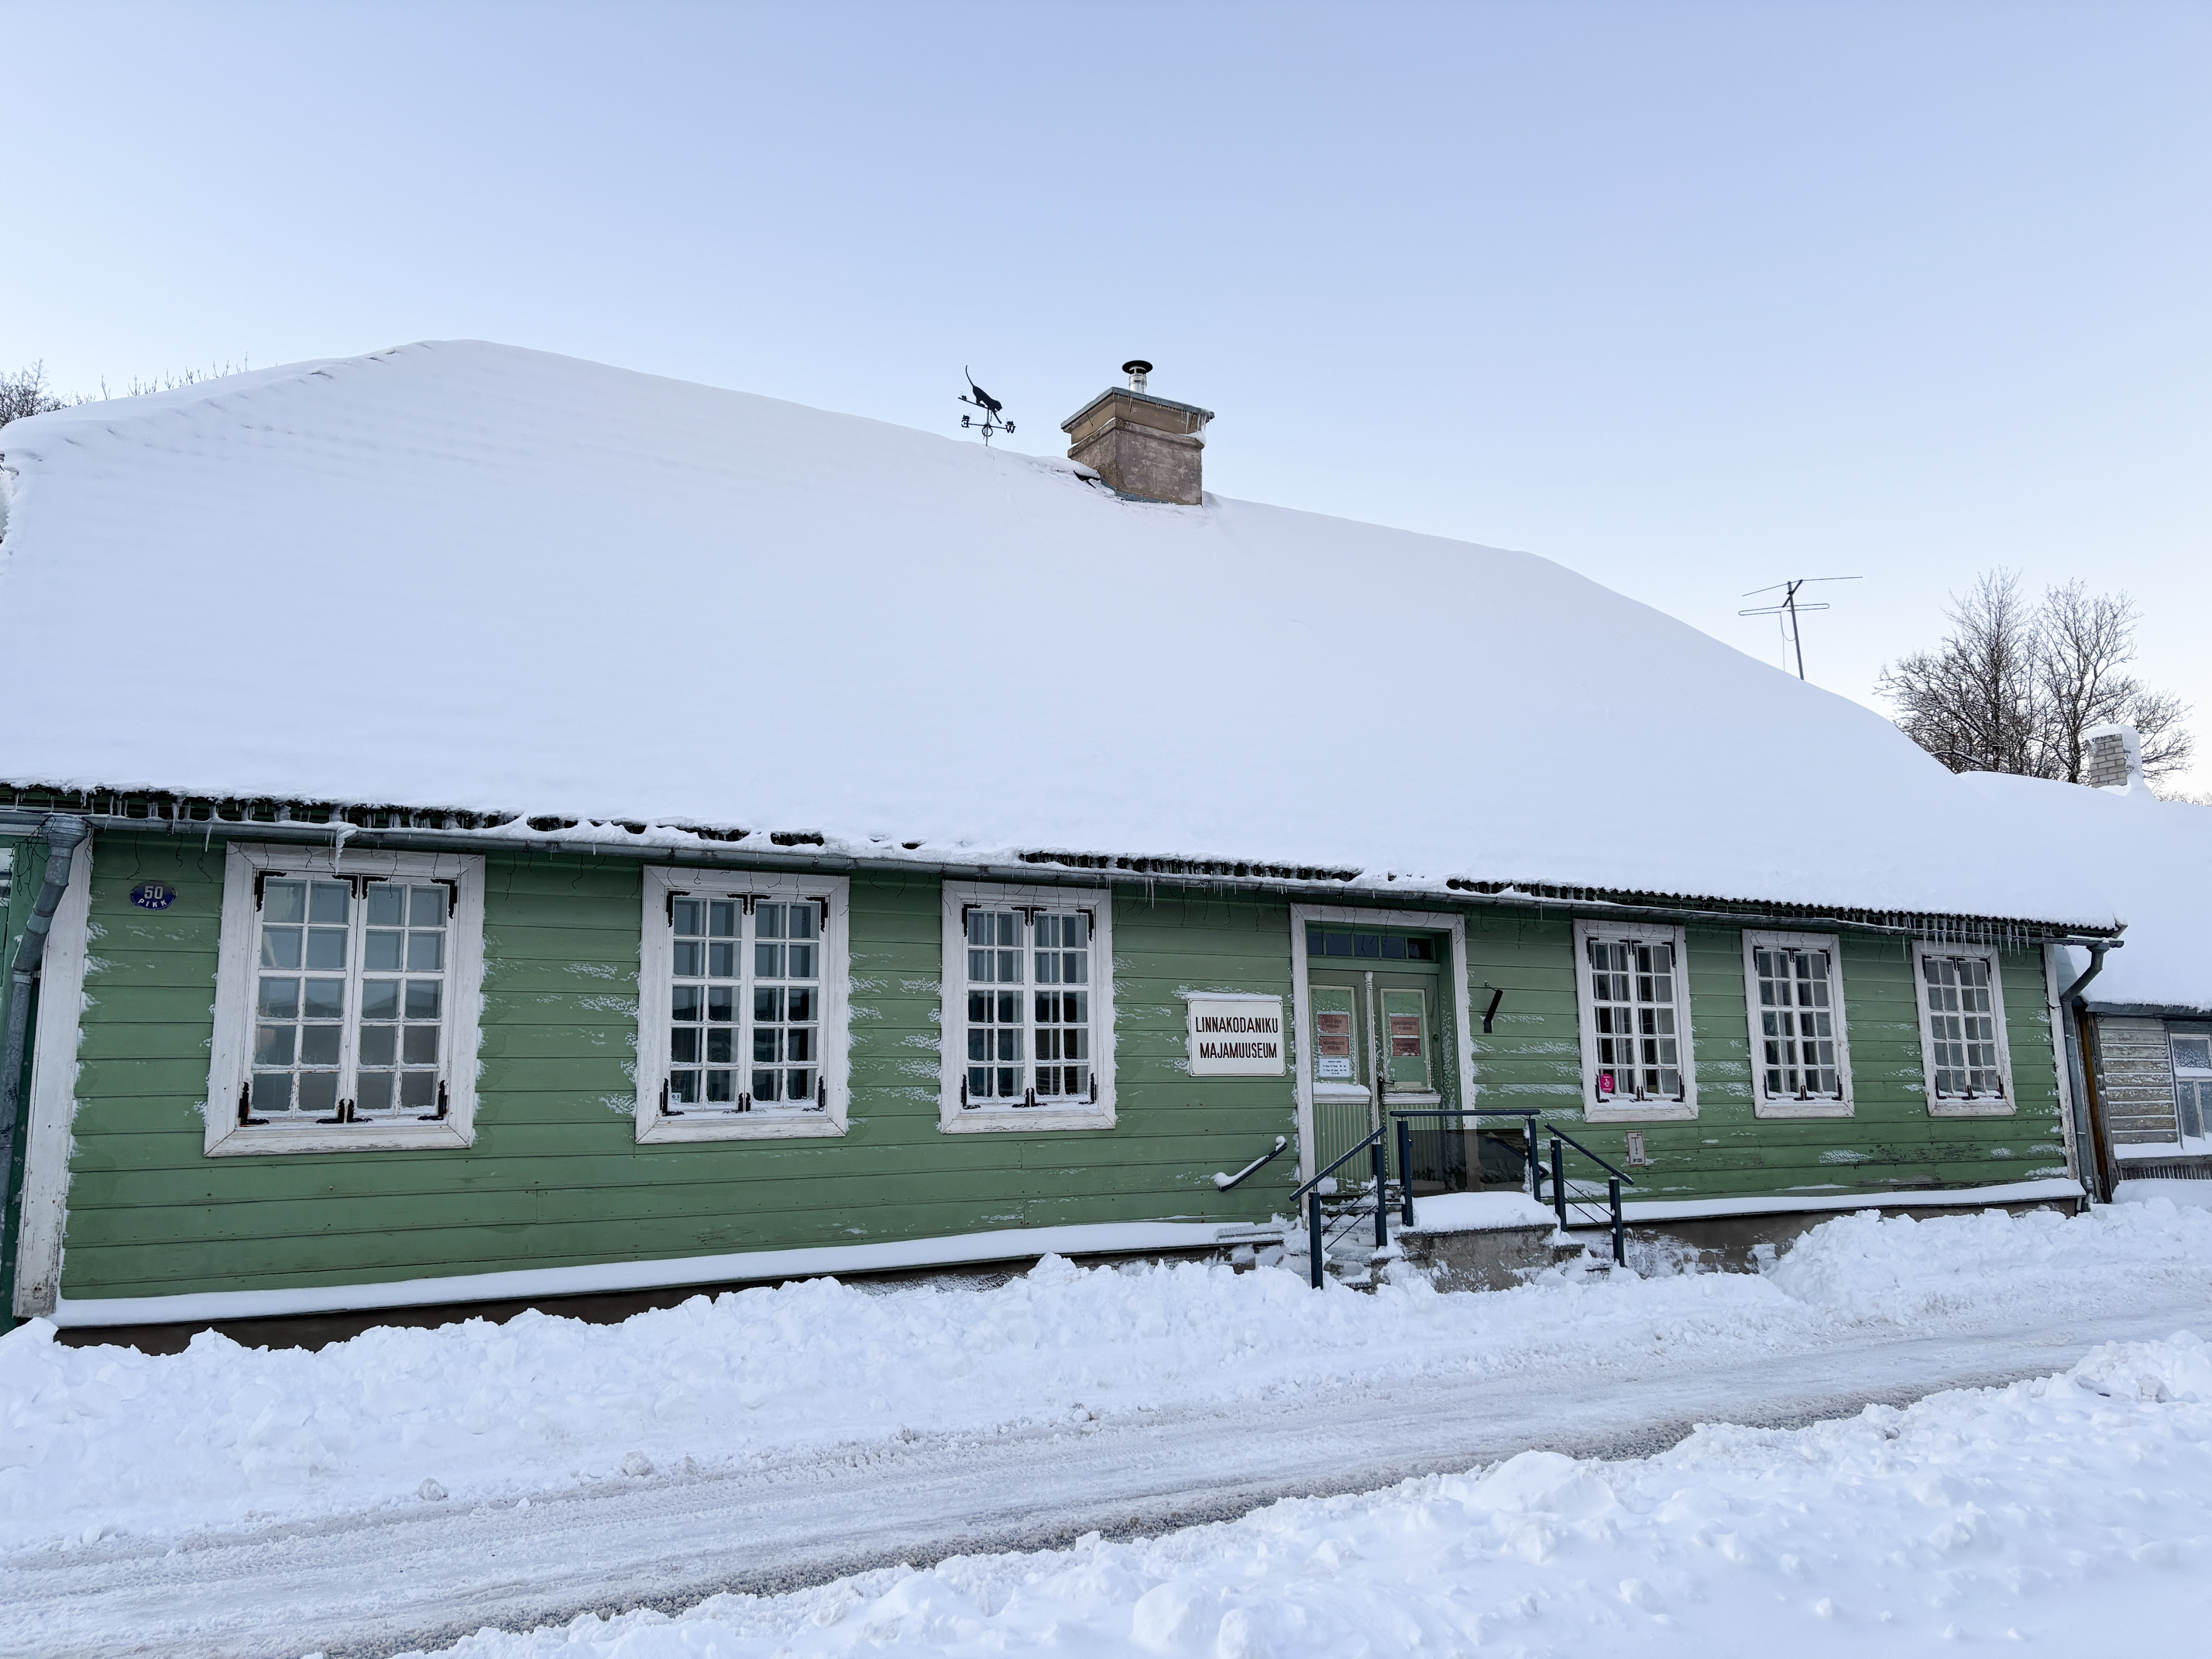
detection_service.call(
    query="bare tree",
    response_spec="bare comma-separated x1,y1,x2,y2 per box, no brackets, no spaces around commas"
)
1875,571,2044,775
0,362,67,427
2036,581,2196,782
1877,568,2197,785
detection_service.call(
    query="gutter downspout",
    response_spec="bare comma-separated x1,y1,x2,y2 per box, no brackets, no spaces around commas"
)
1,815,89,1326
2058,940,2116,1204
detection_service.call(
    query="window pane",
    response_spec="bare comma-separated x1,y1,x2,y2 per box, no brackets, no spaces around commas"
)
259,928,301,970
365,930,403,971
308,881,349,924
262,881,305,923
367,885,404,926
408,887,445,928
359,1025,396,1066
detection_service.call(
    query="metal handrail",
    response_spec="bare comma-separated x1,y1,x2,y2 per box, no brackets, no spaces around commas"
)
1212,1135,1288,1192
1386,1108,1636,1266
1548,1124,1634,1185
1288,1125,1389,1205
1389,1108,1545,1219
1291,1125,1391,1289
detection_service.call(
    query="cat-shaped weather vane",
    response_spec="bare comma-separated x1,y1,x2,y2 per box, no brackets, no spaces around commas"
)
958,369,1015,444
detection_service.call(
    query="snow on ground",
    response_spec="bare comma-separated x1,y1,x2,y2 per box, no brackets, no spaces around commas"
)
5,1201,2210,1565
397,1332,2212,1658
2119,1180,2212,1211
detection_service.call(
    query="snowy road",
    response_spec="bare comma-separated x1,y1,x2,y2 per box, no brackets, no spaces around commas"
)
12,1294,2210,1659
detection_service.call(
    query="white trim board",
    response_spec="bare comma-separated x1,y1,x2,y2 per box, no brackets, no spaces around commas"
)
43,1219,1255,1328
14,837,93,1320
1618,1176,2083,1224
1740,929,1853,1118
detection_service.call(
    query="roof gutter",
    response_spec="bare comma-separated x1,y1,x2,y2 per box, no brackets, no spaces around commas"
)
2056,939,2121,1205
2,814,88,1327
1,807,2121,948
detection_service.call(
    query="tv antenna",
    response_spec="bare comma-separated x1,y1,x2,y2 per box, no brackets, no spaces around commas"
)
957,369,1015,445
1740,575,1861,681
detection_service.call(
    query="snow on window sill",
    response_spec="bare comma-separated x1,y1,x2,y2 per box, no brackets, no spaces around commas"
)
1753,1095,1853,1120
637,1111,847,1144
1927,1096,2016,1118
1582,1100,1697,1124
205,1119,474,1156
939,1104,1117,1135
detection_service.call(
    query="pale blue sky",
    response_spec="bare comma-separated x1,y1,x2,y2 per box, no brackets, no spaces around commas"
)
9,2,2208,785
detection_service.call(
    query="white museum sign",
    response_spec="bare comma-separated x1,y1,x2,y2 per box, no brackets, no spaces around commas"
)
1185,994,1287,1077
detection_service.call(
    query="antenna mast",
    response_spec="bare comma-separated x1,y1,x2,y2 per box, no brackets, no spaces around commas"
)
1739,576,1861,681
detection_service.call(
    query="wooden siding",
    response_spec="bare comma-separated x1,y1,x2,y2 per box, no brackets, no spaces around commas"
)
1460,914,2066,1201
55,836,1297,1302
2092,1017,2179,1145
50,832,2066,1304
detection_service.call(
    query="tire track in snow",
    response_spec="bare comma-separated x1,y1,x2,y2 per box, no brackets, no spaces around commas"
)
7,1300,2208,1659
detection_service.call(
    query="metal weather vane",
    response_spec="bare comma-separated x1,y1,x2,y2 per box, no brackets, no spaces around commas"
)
958,369,1015,444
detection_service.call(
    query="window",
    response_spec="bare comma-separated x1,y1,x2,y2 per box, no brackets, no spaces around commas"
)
940,882,1115,1132
1912,942,2014,1115
637,868,850,1142
2172,1029,2212,1146
1740,931,1853,1118
1306,927,1436,962
208,844,485,1155
1572,920,1697,1120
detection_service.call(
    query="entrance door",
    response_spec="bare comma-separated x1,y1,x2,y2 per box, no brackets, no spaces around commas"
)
1303,922,1448,1185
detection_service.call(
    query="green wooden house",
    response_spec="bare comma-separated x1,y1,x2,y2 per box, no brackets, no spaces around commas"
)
0,343,2118,1334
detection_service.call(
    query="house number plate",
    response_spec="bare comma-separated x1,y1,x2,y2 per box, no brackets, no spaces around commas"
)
129,882,177,910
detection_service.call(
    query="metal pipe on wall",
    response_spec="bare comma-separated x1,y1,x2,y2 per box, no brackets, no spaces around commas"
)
1,816,89,1323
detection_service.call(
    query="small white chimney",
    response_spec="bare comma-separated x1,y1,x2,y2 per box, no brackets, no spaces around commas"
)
2083,722,2145,792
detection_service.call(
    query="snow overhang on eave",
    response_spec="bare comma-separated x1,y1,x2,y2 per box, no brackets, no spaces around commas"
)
0,782,2121,947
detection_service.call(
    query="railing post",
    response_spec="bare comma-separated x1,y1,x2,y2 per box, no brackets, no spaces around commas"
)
1524,1115,1541,1204
1372,1135,1389,1250
1308,1189,1324,1290
1609,1176,1625,1266
1550,1134,1568,1231
1397,1116,1414,1228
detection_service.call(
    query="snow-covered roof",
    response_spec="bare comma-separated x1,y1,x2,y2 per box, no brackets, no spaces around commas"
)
1961,771,2212,1009
0,340,2115,928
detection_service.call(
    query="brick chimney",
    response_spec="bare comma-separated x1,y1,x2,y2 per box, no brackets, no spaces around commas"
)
2083,722,2144,791
1061,360,1213,506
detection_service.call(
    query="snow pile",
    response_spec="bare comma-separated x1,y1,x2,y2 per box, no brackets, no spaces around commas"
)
1764,1200,2212,1323
409,1332,2212,1657
0,341,2111,923
4,1202,2209,1559
1963,770,2212,1008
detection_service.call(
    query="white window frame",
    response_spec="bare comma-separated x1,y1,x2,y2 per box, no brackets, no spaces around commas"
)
208,843,486,1156
2166,1024,2212,1152
1572,919,1698,1122
938,881,1115,1133
1741,929,1854,1118
636,866,851,1143
1912,939,2016,1117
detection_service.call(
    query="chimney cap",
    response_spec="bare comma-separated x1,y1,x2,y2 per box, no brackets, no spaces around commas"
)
1122,359,1152,390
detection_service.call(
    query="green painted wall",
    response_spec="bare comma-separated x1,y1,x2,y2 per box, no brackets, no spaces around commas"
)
49,831,2066,1304
57,833,1298,1303
1462,912,2066,1200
